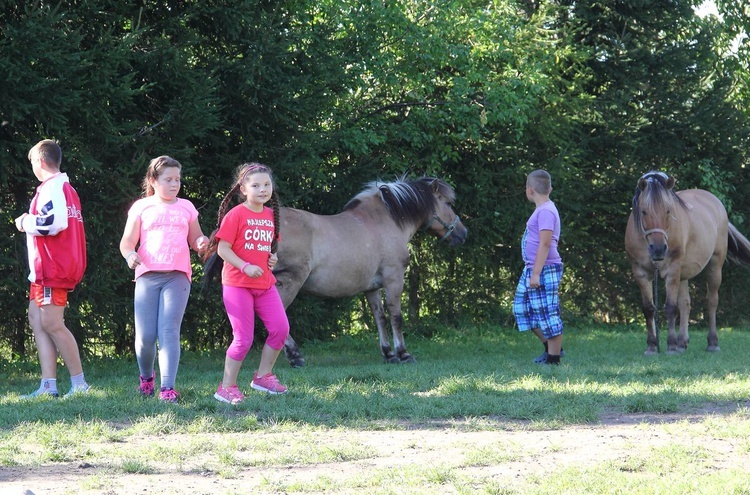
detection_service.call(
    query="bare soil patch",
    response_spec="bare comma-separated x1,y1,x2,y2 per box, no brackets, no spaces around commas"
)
3,402,750,495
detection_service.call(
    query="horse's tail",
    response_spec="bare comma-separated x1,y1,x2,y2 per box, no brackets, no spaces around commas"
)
201,252,224,292
727,223,750,266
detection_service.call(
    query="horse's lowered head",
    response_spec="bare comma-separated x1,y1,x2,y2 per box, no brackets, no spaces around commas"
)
633,171,679,261
418,178,468,247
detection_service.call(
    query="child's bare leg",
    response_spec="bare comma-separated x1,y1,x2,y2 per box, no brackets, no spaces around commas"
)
257,344,282,377
547,334,563,355
28,302,60,379
531,328,546,344
37,304,83,376
222,355,243,388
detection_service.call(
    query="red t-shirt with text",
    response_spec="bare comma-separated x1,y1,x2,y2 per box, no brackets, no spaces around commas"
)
216,204,277,289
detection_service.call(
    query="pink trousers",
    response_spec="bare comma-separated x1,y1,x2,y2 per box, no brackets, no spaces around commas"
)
222,285,290,361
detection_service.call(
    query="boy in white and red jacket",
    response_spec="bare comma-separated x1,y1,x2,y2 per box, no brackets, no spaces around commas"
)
15,139,89,398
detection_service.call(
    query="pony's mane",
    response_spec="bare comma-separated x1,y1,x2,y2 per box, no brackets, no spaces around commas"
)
632,171,687,234
344,176,455,229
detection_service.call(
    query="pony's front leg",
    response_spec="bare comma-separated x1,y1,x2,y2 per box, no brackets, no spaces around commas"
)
364,289,400,363
664,275,683,354
633,268,658,355
674,279,691,352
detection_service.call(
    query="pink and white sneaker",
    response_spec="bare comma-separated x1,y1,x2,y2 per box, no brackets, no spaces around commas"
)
251,372,288,395
214,383,245,404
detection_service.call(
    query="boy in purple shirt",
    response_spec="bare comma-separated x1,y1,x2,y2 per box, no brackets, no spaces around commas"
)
512,170,564,364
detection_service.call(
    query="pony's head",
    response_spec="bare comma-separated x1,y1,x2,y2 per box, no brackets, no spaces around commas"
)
347,177,468,246
632,171,684,261
417,178,468,247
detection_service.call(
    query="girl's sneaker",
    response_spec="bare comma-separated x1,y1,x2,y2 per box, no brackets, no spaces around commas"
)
159,387,179,403
139,375,155,397
251,372,288,395
214,383,245,404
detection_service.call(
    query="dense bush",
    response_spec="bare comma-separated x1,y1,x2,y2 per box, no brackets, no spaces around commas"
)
1,0,748,358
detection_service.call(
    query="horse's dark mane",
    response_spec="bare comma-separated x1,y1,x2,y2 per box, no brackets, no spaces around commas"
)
632,171,687,234
344,177,454,229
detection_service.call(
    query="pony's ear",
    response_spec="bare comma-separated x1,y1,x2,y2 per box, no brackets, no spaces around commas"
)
429,179,440,193
638,177,648,191
666,176,676,190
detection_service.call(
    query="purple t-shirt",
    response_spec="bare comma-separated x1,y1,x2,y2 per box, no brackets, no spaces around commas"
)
522,200,561,267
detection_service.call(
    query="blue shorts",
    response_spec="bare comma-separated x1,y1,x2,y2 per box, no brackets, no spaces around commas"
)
513,263,563,339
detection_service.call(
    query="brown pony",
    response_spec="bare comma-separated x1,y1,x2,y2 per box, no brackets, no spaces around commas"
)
625,171,750,355
275,177,468,367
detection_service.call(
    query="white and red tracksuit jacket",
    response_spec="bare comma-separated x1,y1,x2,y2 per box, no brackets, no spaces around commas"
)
21,173,87,290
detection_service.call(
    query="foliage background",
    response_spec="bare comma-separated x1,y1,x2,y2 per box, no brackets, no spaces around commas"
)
1,0,748,359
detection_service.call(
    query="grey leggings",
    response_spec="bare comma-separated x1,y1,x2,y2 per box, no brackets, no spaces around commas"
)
134,271,191,389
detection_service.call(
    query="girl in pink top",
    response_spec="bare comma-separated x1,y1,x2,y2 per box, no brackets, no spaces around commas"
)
204,162,290,403
119,156,208,402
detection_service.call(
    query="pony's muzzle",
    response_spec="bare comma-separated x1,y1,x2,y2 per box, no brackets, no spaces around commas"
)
648,243,667,261
644,228,668,261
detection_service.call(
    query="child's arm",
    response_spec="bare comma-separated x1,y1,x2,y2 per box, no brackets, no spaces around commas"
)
529,229,552,288
187,218,208,253
19,185,69,236
120,215,142,268
217,240,264,278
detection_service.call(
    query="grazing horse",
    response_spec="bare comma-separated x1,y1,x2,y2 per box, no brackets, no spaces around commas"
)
625,171,750,355
274,177,468,367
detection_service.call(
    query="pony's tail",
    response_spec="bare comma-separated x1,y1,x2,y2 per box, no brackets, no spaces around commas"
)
727,223,750,266
201,228,224,292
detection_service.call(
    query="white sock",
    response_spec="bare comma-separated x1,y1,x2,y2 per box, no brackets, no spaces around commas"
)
70,372,87,389
41,378,57,394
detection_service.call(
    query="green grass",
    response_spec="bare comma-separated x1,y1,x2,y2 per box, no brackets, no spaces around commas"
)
2,324,750,494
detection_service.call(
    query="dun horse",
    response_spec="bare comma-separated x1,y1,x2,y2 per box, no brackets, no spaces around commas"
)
625,171,750,355
274,177,467,367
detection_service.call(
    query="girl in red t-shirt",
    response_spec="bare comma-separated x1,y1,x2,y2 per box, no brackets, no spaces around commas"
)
204,163,290,403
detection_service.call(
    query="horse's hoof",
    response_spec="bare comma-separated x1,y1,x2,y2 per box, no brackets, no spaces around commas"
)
643,349,659,356
706,346,721,352
665,347,686,355
399,354,416,364
289,357,306,368
385,356,400,364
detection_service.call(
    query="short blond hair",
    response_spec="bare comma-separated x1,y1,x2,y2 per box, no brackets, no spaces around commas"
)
28,139,62,170
527,169,552,194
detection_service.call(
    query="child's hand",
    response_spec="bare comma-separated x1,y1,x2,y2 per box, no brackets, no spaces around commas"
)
268,253,278,269
14,213,28,232
242,264,263,278
127,252,141,270
195,235,209,253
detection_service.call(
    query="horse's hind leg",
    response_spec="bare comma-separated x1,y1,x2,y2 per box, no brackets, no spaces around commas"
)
705,259,722,352
383,282,415,364
364,289,400,364
283,335,306,368
275,270,308,367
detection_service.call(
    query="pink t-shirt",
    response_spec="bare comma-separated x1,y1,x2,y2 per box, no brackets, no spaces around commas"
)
128,196,199,280
216,204,277,290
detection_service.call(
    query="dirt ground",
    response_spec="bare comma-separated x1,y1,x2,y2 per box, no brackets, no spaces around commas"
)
3,403,750,495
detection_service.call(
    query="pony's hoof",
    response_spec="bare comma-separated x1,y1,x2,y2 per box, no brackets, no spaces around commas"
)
665,347,686,355
706,345,721,352
289,357,306,368
643,348,659,356
385,355,400,364
399,354,416,364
